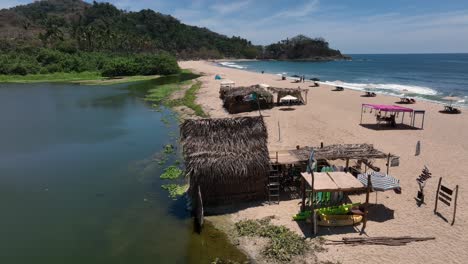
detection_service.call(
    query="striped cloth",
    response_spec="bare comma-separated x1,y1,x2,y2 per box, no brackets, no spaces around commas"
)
357,171,400,191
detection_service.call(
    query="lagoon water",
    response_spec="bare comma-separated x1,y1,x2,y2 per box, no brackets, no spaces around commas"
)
220,54,468,106
0,81,246,263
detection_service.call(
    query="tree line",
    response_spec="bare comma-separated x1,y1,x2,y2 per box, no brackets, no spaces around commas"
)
0,0,346,77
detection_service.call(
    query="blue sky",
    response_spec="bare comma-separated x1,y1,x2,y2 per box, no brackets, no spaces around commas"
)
2,0,468,53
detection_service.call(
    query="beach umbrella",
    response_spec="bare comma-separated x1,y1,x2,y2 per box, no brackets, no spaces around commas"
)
357,172,400,192
280,95,298,102
442,96,462,107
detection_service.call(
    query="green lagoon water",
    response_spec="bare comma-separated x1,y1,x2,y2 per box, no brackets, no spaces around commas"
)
0,80,246,263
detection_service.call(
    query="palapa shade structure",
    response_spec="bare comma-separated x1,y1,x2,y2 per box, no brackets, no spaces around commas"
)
180,116,269,206
267,86,308,105
289,144,394,161
220,85,274,114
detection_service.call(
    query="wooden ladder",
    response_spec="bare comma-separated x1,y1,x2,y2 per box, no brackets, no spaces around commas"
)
268,163,280,204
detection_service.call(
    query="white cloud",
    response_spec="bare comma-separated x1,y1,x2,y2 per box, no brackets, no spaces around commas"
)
211,0,251,15
273,0,320,18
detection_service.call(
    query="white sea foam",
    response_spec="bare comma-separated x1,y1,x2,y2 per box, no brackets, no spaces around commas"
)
319,81,438,96
218,62,246,69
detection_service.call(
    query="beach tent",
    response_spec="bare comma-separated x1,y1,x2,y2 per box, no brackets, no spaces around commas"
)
360,104,425,129
215,75,222,80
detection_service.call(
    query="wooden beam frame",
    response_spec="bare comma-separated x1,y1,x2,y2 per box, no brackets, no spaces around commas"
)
360,173,372,235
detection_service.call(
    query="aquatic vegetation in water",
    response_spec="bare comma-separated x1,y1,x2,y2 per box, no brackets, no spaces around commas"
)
161,184,188,199
160,166,183,180
235,216,323,262
163,144,175,154
160,116,171,126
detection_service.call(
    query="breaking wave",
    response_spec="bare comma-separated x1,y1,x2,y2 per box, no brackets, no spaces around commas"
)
320,81,438,96
218,61,246,69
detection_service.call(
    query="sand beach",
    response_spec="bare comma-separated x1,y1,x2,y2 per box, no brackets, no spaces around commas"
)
180,60,468,264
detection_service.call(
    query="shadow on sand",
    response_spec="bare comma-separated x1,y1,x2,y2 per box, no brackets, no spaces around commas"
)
279,107,296,111
360,123,418,131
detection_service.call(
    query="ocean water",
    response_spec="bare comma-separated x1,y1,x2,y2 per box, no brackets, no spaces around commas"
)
219,54,468,106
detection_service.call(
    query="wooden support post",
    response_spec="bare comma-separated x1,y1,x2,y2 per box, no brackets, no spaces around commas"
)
310,171,316,236
301,177,306,212
360,105,364,124
402,112,405,124
434,177,442,213
345,158,350,171
361,173,372,235
386,153,390,175
276,151,278,163
277,121,281,142
320,142,323,149
452,185,459,225
305,90,308,105
422,112,425,129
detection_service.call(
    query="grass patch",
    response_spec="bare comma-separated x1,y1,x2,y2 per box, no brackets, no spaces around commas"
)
161,184,189,199
143,71,206,118
235,216,323,262
169,81,207,117
75,75,160,85
160,166,183,180
146,83,181,103
0,72,160,85
0,71,102,83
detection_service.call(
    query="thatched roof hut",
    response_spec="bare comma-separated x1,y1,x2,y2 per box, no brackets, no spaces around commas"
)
220,86,274,114
180,116,269,206
267,86,308,105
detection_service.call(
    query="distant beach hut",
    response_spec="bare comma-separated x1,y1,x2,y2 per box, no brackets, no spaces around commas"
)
267,86,308,105
220,85,274,114
180,116,269,206
220,79,235,89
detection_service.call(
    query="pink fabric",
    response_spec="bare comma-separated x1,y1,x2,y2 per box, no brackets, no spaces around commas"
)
363,104,413,112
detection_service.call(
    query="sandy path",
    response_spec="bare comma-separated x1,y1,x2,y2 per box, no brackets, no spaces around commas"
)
179,60,468,264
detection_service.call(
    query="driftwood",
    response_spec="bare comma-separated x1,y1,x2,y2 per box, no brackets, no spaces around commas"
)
326,236,435,246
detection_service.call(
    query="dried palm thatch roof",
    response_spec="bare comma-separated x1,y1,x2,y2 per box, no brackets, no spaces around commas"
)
181,116,269,205
267,86,308,93
289,144,395,161
220,85,273,100
220,86,274,114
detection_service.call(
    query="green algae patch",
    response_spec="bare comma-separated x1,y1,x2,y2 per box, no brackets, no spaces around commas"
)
160,166,183,180
161,184,188,199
